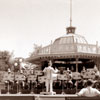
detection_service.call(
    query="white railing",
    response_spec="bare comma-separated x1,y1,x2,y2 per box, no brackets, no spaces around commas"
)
77,44,97,53
35,43,99,55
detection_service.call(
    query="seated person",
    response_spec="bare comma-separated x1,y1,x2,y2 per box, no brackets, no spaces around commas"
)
66,67,73,78
77,76,87,89
77,79,100,97
66,68,71,74
81,66,86,77
53,79,61,89
93,76,100,89
65,73,73,89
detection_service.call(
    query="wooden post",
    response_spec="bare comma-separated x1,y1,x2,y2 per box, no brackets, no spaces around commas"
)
75,57,78,93
76,58,78,72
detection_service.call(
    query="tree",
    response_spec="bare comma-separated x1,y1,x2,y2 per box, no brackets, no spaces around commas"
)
0,50,14,71
29,44,42,57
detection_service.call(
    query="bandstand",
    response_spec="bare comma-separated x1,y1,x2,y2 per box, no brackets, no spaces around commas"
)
0,0,100,100
27,26,100,72
26,0,100,97
26,26,100,99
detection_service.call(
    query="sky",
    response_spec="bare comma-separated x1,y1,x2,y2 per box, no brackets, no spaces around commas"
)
0,0,100,58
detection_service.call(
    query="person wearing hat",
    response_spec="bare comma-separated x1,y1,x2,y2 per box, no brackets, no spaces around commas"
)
43,60,58,93
77,79,100,97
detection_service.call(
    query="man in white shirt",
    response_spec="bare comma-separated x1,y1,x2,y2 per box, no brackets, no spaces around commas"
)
77,79,100,97
43,60,58,93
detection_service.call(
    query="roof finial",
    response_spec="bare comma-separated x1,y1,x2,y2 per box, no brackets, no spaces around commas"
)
70,0,72,26
66,0,76,34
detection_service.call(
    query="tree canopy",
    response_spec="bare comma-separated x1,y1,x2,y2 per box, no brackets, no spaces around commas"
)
29,44,42,57
0,50,14,71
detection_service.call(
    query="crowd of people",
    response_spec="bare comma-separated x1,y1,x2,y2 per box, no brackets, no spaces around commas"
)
2,60,100,96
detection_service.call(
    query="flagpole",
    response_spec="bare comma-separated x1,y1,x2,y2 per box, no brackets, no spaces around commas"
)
70,0,72,27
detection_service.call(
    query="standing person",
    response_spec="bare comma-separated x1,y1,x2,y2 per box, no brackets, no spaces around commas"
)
94,65,100,77
43,60,58,94
77,79,100,97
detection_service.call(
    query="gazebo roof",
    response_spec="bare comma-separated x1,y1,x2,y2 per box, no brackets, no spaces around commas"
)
54,33,88,45
27,26,100,63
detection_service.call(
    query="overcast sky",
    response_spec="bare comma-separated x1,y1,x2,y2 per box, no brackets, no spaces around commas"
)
0,0,100,58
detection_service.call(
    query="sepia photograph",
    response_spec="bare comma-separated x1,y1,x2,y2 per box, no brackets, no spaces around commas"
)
0,0,100,100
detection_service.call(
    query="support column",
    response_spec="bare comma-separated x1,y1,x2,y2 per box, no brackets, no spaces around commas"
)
97,59,100,71
76,57,78,72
